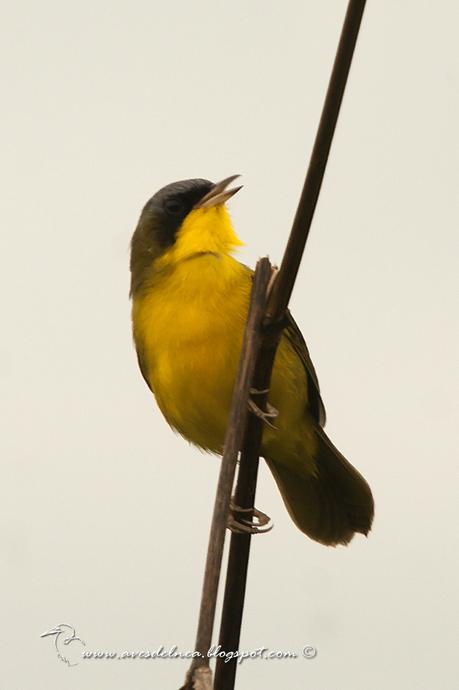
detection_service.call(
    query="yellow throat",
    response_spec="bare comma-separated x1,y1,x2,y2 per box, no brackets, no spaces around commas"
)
155,205,244,271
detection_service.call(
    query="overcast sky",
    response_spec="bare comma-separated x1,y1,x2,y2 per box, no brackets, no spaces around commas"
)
1,2,457,689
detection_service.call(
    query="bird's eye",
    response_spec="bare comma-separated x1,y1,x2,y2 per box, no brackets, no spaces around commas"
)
164,199,184,215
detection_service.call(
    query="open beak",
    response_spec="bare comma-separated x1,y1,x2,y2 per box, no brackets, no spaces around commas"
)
195,174,242,209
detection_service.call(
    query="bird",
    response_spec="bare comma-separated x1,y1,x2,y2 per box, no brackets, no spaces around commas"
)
130,175,374,546
41,623,85,666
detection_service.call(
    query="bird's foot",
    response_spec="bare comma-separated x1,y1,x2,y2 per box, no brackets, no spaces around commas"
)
227,501,273,534
249,387,270,396
247,396,278,429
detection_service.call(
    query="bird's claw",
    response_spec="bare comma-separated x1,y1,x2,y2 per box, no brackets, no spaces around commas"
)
249,387,270,396
247,399,278,429
227,502,273,534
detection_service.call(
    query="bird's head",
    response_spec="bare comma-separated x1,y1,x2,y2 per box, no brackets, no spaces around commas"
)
41,623,74,640
130,175,243,295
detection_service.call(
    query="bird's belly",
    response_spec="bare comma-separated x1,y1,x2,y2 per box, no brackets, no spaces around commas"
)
152,330,242,452
148,327,316,468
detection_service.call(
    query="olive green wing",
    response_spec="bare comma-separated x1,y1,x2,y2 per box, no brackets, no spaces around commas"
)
282,310,327,427
243,264,326,427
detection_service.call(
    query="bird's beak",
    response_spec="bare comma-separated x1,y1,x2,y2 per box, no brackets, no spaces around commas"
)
195,175,242,209
41,627,60,637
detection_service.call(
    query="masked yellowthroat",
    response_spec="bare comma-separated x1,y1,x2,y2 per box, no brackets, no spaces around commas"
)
130,176,374,546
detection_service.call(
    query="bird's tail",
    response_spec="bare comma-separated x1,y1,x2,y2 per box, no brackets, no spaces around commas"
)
265,427,374,546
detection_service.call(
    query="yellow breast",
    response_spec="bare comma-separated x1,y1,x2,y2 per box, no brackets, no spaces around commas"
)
132,253,252,452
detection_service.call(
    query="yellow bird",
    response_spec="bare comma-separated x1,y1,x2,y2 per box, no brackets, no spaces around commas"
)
130,176,374,546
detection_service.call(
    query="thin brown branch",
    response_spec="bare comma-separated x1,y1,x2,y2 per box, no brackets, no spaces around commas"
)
213,328,279,690
214,2,367,688
267,0,367,323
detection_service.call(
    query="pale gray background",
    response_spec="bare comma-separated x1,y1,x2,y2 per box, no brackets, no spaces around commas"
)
1,1,457,689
